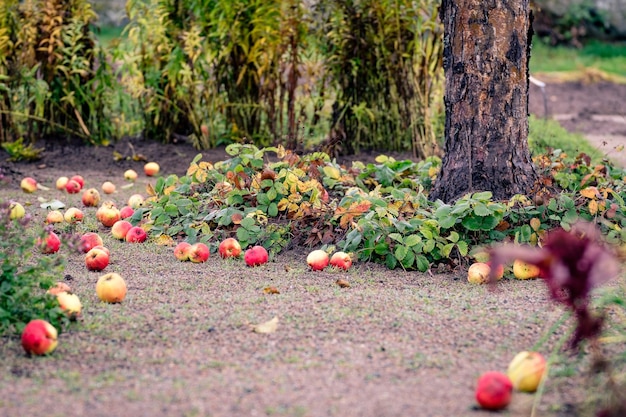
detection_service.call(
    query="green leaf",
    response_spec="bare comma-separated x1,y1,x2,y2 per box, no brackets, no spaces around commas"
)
404,234,422,247
438,216,457,229
236,227,249,242
447,231,459,243
473,202,492,216
415,255,429,272
386,253,398,269
388,233,403,243
423,239,435,253
267,187,278,201
456,241,469,257
395,245,408,261
461,215,501,231
375,242,390,255
401,250,415,269
257,193,270,205
240,217,255,229
440,243,455,258
268,203,278,217
472,191,493,201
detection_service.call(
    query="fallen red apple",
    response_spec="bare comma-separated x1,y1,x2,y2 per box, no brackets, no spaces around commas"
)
38,231,61,254
119,205,135,219
81,188,101,207
91,245,110,256
127,194,144,209
21,319,58,355
244,245,269,267
96,272,127,303
330,251,352,270
47,282,72,295
144,162,160,176
79,232,104,253
70,175,84,188
507,351,547,393
85,247,110,271
97,203,121,227
188,242,210,263
475,371,513,411
56,176,69,190
56,291,82,319
63,207,84,223
101,181,116,194
45,210,64,224
111,220,133,240
486,261,505,280
9,202,26,219
307,249,329,271
467,262,492,284
513,259,541,280
124,169,138,181
20,177,38,193
65,179,82,194
218,237,242,259
126,226,147,243
174,242,192,261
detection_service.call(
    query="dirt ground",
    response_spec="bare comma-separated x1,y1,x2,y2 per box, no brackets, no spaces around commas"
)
0,82,624,417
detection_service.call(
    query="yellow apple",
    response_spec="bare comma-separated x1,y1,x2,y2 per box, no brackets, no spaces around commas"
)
507,351,547,392
9,202,25,219
96,272,127,303
467,262,492,284
56,291,82,319
513,259,540,280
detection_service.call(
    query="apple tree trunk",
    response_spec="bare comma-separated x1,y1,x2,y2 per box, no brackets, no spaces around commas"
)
429,0,538,203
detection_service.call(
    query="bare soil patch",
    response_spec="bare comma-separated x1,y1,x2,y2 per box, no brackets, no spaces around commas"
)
0,82,624,417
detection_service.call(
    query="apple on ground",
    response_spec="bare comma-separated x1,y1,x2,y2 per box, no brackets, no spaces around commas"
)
21,319,58,356
513,259,541,280
124,169,138,181
20,177,38,193
97,203,121,227
126,226,147,243
85,247,110,271
307,249,330,271
47,282,71,295
81,188,101,207
64,207,84,223
244,245,269,267
9,202,25,220
45,210,64,224
467,262,492,284
56,291,82,319
218,237,242,259
475,371,513,411
56,176,69,190
101,181,116,194
119,206,135,219
330,251,352,270
38,231,61,254
507,351,547,393
486,261,505,280
127,194,144,209
188,242,210,263
111,220,133,240
65,179,82,194
96,272,127,303
91,245,110,256
70,175,84,189
144,162,160,176
174,242,192,261
79,232,104,253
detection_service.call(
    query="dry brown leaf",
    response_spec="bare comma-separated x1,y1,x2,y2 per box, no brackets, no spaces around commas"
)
263,286,280,294
336,279,351,288
252,316,278,334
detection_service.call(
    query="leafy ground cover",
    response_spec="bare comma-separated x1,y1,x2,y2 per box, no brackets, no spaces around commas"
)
1,82,625,417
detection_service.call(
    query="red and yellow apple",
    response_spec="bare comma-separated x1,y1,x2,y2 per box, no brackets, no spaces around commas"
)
101,181,116,194
218,237,242,259
475,371,513,411
125,226,147,243
507,351,547,393
127,194,144,209
111,220,133,240
330,251,352,270
174,242,192,261
56,291,82,319
244,245,269,267
467,262,492,284
38,231,61,254
513,259,541,280
119,206,134,219
81,188,101,207
47,281,71,295
65,179,82,194
486,261,505,280
64,207,84,223
96,272,127,303
307,249,329,271
70,175,85,189
188,242,210,263
79,232,104,253
45,210,64,224
56,176,69,190
20,177,38,193
97,203,121,227
144,162,160,176
21,319,58,355
85,247,110,271
124,169,138,181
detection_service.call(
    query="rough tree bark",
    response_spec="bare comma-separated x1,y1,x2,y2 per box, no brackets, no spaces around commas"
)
429,0,538,203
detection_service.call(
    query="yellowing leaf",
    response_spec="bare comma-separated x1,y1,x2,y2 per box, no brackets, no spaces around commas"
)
146,183,156,197
155,234,175,246
530,217,541,232
589,199,599,215
263,286,280,294
252,316,278,334
580,187,599,199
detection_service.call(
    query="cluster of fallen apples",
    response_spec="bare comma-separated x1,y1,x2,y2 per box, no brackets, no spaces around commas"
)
16,163,162,356
467,258,541,283
14,160,355,356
